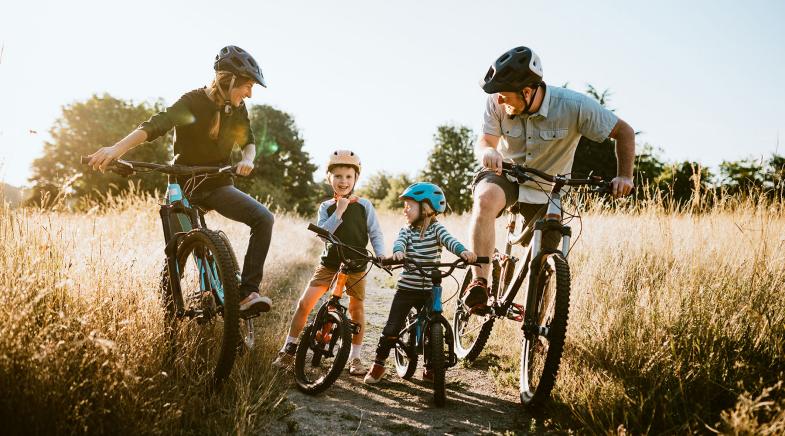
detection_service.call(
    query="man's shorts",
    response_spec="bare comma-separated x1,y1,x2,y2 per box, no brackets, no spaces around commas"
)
472,170,519,215
307,264,367,301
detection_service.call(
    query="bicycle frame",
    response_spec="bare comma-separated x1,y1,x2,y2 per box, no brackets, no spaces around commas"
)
396,266,460,367
160,180,225,316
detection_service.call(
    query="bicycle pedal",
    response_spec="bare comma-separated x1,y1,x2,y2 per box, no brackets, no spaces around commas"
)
349,321,361,335
506,303,524,322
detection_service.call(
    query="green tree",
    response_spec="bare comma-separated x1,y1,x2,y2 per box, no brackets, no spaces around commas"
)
656,161,713,205
28,94,171,205
634,143,666,191
719,158,765,194
571,85,617,180
234,105,318,215
381,173,414,210
765,153,785,192
420,124,479,214
356,171,392,207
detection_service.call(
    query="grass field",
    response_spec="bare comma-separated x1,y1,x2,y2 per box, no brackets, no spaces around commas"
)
1,192,783,434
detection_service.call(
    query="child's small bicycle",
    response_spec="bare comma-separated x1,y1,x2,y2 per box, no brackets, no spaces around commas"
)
382,256,488,407
295,224,388,394
80,157,259,386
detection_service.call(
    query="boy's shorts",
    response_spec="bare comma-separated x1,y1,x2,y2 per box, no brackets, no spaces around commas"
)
307,265,367,301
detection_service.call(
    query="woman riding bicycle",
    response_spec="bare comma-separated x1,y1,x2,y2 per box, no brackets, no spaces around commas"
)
87,45,274,318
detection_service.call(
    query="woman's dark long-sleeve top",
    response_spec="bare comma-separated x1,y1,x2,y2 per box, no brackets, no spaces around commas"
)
138,88,255,193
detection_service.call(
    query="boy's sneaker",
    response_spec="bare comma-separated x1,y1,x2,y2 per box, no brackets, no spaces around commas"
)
272,343,297,370
462,278,489,312
240,292,272,319
348,358,367,376
363,363,386,384
422,367,434,383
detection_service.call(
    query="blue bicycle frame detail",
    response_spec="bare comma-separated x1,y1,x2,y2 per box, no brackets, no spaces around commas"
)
167,182,225,305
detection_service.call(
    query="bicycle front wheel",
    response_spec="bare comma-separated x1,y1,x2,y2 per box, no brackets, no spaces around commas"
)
519,253,570,407
161,228,241,386
428,322,447,407
294,306,351,395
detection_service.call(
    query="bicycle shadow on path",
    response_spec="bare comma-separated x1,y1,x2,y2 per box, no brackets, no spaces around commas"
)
269,270,554,435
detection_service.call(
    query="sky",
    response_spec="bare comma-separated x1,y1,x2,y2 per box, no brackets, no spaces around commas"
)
1,0,784,187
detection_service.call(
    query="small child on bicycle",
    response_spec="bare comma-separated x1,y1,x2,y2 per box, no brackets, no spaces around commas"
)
272,150,385,376
364,182,476,384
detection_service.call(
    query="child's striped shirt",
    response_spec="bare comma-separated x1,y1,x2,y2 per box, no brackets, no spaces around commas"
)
392,222,466,292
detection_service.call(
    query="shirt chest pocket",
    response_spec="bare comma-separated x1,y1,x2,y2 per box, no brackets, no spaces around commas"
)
501,117,523,138
539,128,568,141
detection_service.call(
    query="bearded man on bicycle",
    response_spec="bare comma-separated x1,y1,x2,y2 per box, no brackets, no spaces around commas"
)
462,46,636,311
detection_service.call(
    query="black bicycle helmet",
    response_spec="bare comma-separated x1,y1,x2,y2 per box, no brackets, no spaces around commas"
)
480,46,543,94
214,45,267,87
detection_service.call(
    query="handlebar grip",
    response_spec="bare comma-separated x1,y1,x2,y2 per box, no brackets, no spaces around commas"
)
80,156,90,164
307,223,331,238
475,257,490,264
379,258,405,266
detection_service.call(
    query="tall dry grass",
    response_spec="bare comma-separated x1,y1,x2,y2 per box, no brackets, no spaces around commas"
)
0,192,319,435
2,190,784,434
433,196,785,434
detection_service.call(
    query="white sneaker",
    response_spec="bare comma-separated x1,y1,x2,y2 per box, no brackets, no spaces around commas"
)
348,358,367,376
363,363,386,384
240,292,272,318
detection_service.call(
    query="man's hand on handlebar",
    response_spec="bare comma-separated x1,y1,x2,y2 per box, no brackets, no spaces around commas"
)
392,251,405,261
481,148,504,175
460,250,477,263
610,176,634,198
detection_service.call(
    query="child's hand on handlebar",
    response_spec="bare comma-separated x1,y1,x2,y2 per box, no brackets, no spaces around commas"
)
392,251,405,261
460,250,477,263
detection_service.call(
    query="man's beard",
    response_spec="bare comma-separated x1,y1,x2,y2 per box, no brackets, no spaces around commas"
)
503,104,521,116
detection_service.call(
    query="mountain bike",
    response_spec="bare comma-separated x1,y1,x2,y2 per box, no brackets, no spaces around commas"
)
294,223,389,395
383,256,488,407
80,157,260,386
452,161,611,407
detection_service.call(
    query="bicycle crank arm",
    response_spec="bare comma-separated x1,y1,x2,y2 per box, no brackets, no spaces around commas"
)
244,319,255,349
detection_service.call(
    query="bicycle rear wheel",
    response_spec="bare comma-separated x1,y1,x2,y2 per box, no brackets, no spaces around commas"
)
519,253,570,407
394,309,418,379
294,306,351,395
428,322,447,407
161,228,241,386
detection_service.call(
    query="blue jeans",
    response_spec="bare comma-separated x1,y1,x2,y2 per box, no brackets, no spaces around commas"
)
194,185,275,299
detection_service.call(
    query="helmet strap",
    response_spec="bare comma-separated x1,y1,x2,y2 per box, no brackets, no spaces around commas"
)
215,73,237,115
520,82,543,115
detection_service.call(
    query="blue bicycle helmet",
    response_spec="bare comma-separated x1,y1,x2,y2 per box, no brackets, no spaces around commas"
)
400,182,447,213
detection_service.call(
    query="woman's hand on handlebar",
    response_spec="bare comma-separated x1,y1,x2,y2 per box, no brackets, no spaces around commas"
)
392,251,405,261
236,158,254,176
460,250,477,263
87,144,123,172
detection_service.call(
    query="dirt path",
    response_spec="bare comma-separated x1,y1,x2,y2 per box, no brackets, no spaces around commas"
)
270,270,538,435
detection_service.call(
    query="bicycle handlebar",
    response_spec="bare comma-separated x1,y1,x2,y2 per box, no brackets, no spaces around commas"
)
501,161,610,191
307,224,488,277
80,156,236,177
307,223,386,270
379,256,489,278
